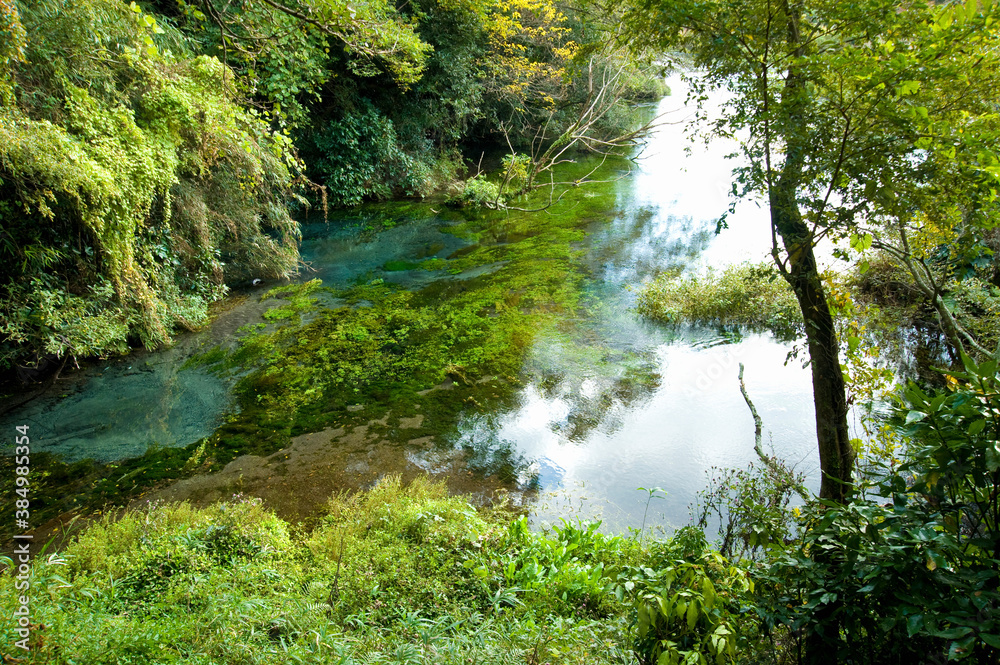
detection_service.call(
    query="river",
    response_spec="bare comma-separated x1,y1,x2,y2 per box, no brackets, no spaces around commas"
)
2,74,823,536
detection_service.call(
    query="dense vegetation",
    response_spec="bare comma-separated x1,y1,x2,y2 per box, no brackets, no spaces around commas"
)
0,476,751,664
0,0,303,373
3,0,1000,663
0,0,660,375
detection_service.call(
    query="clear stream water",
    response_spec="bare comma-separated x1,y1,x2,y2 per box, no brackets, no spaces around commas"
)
3,75,825,534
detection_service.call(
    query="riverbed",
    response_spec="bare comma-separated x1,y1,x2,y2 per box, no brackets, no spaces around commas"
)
2,74,823,535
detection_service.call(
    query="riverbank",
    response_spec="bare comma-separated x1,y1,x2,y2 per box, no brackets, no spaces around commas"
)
0,475,755,664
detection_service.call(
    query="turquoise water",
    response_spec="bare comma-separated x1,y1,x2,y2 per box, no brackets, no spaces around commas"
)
2,74,823,532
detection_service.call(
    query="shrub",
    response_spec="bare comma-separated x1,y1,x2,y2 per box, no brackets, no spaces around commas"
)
308,102,431,207
448,173,503,208
755,354,1000,664
624,527,754,665
0,0,301,369
636,262,801,338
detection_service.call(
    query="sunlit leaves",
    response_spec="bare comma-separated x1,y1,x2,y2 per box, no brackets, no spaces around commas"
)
483,0,578,107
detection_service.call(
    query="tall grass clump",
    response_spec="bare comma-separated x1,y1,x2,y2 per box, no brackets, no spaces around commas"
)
636,262,800,337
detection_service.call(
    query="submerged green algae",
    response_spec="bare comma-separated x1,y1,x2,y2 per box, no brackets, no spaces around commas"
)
194,157,633,477
1,153,639,538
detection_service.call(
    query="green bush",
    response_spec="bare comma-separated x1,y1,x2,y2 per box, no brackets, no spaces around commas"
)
694,460,806,563
754,354,1000,664
0,0,301,369
448,173,503,208
636,262,801,338
308,102,431,207
625,527,753,665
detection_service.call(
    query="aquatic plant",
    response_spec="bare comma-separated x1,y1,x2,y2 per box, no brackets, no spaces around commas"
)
636,262,801,339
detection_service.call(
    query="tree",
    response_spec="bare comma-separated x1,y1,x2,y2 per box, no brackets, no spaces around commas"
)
0,0,303,372
185,0,432,92
618,0,1000,503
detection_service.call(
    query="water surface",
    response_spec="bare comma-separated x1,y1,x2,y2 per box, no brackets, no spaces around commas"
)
3,74,823,534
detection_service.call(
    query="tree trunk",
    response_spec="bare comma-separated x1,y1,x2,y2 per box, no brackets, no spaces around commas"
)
770,41,852,658
772,149,853,665
772,0,854,504
771,169,854,504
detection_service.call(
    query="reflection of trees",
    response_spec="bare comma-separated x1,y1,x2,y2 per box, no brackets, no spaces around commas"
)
451,349,661,484
550,352,661,442
584,205,715,281
455,427,539,488
527,342,663,443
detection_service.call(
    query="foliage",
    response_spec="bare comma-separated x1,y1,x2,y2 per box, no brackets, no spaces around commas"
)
482,0,578,110
757,496,1000,664
448,173,503,208
754,355,1000,664
636,262,800,339
484,517,634,617
307,101,428,207
0,0,26,103
0,0,660,370
0,0,301,369
694,460,805,563
896,353,1000,563
625,527,753,665
176,0,432,103
848,250,1000,363
0,476,737,665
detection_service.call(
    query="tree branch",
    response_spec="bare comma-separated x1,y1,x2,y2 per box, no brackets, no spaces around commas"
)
739,363,811,502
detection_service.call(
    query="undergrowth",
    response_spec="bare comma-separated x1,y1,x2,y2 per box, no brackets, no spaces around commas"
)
635,263,800,340
0,476,758,664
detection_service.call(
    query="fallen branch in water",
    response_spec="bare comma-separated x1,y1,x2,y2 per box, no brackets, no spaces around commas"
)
738,363,811,502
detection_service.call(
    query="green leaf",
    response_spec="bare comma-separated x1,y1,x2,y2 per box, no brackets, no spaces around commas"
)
686,599,699,629
949,635,975,660
849,232,873,251
907,614,924,637
968,419,986,436
906,410,927,424
985,446,1000,472
638,604,651,637
928,626,972,639
701,577,716,609
848,335,861,353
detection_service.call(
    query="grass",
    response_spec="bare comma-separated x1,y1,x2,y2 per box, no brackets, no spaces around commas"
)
635,262,801,339
0,476,703,664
